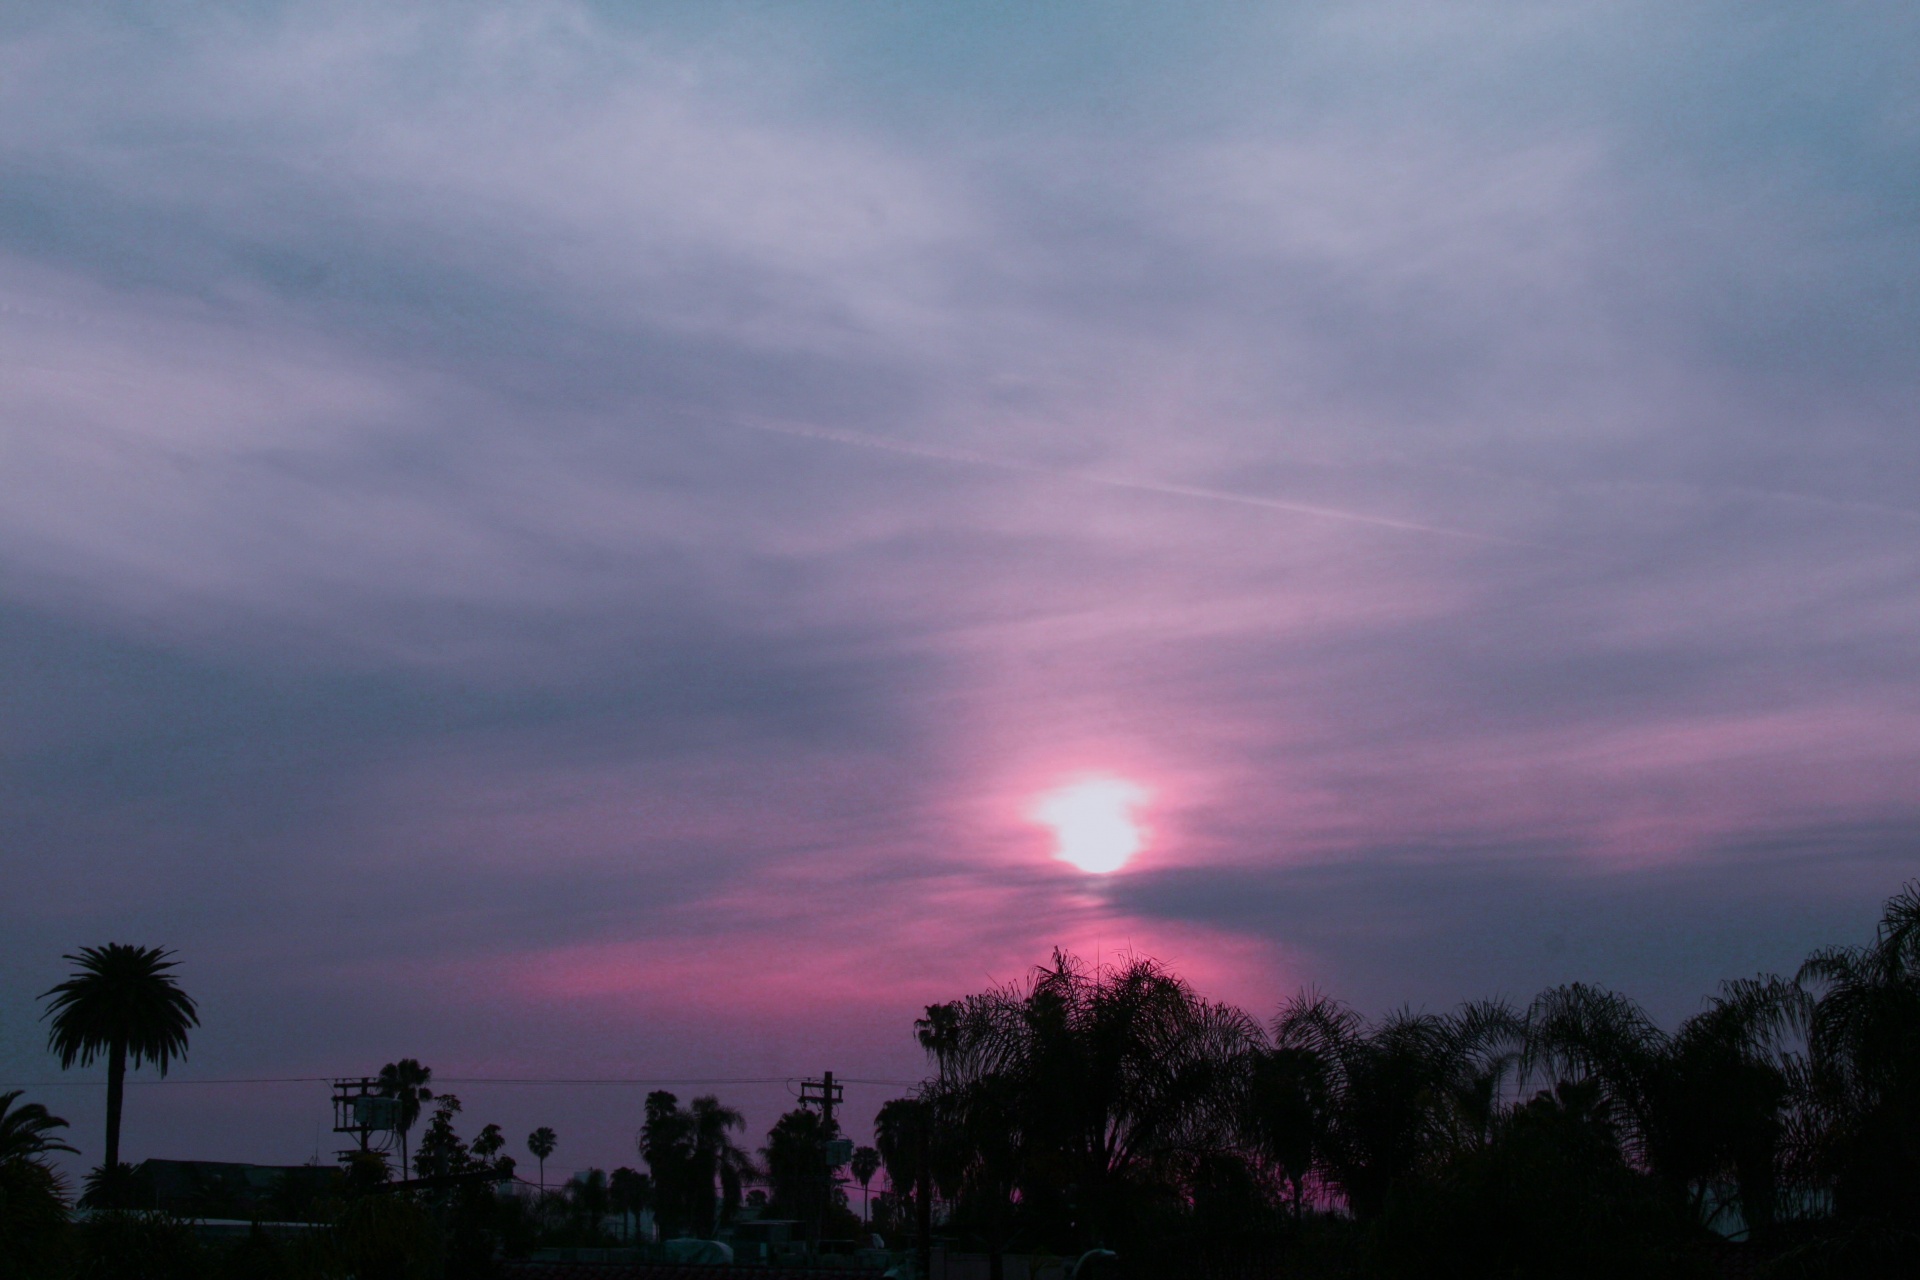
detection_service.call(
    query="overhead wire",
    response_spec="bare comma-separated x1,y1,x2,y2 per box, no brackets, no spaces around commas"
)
0,1074,921,1089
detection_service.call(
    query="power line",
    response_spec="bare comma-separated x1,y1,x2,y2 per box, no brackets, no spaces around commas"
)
0,1077,332,1087
0,1074,921,1089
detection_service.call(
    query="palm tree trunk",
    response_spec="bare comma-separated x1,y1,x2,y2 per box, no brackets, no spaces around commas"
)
105,1037,127,1170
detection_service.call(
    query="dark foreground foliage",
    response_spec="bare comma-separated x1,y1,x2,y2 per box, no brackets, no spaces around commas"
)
877,882,1920,1280
5,882,1916,1279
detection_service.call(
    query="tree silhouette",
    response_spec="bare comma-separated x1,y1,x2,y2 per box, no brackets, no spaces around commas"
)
40,943,198,1171
376,1059,434,1181
1798,882,1920,1222
0,1091,76,1165
528,1126,557,1193
688,1095,754,1237
1273,993,1521,1220
0,1094,75,1273
866,890,1920,1272
472,1123,506,1164
609,1166,650,1242
78,1160,149,1210
638,1092,752,1238
567,1168,611,1242
1654,976,1800,1235
851,1145,879,1224
1520,976,1801,1234
1366,1076,1684,1278
917,950,1262,1255
763,1106,837,1233
411,1095,469,1180
640,1091,694,1237
1247,1042,1331,1218
874,1097,933,1275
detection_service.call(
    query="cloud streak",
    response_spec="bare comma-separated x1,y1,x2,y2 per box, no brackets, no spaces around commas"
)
727,413,1544,547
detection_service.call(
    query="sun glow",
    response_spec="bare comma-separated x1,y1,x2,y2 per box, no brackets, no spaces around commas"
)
1035,779,1146,874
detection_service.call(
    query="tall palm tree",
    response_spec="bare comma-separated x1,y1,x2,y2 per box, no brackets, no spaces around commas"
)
872,1097,928,1200
528,1126,557,1193
376,1059,434,1180
640,1091,694,1237
687,1095,754,1237
874,1096,933,1275
40,944,198,1169
851,1145,880,1224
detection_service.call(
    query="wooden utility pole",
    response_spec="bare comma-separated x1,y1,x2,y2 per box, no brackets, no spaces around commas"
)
799,1071,842,1127
799,1072,847,1245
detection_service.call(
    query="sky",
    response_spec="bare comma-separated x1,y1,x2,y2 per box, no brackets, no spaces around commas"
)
2,1,1918,1180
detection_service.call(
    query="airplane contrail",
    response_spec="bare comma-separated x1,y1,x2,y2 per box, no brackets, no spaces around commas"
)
728,413,1536,548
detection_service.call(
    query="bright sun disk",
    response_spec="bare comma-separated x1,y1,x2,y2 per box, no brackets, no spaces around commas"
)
1035,779,1145,874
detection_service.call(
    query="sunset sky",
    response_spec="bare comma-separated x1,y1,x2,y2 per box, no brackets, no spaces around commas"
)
3,2,1917,1177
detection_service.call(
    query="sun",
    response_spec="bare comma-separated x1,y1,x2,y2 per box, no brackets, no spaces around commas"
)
1034,779,1146,874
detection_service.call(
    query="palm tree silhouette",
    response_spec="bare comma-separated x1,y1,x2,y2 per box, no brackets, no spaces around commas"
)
609,1166,650,1242
1520,977,1801,1233
0,1091,77,1165
762,1106,836,1231
1271,990,1523,1221
0,1090,77,1174
528,1126,557,1193
1797,881,1920,1220
688,1095,754,1237
0,1090,76,1269
1248,1041,1331,1219
40,944,198,1170
569,1167,612,1242
850,1145,879,1225
640,1090,695,1237
917,951,1263,1252
375,1059,434,1180
874,1096,933,1276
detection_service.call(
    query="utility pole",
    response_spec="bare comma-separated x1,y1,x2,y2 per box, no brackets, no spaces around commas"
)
330,1077,395,1159
799,1070,842,1129
799,1072,848,1247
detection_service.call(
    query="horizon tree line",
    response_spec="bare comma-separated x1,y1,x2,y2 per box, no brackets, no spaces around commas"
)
4,881,1915,1277
865,881,1920,1279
